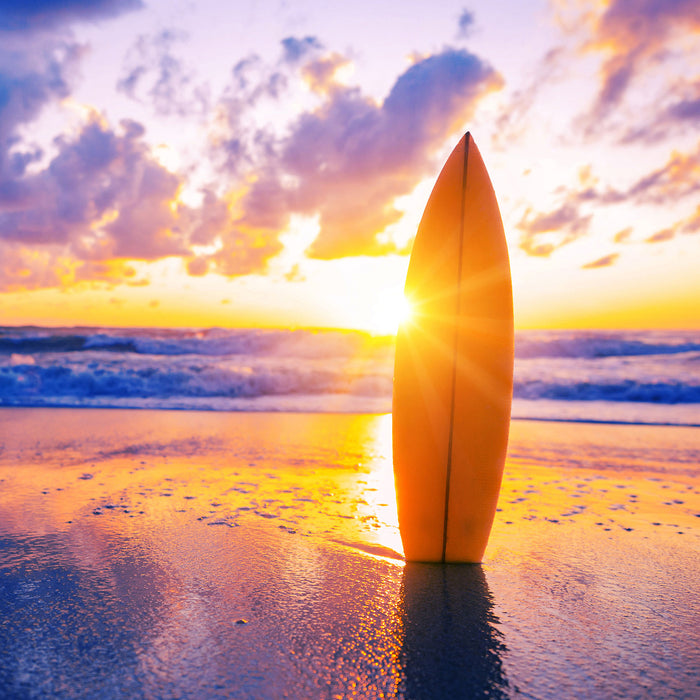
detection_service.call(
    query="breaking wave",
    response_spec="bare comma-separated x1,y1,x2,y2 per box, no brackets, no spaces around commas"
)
0,326,698,422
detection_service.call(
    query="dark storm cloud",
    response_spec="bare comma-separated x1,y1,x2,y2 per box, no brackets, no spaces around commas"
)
0,0,143,31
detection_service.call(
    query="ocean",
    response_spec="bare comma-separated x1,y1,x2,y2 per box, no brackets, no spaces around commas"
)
0,326,698,426
0,333,698,698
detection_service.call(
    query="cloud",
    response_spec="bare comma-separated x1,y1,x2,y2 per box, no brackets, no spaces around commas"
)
0,243,66,291
567,140,700,209
0,116,236,290
0,29,503,290
645,228,675,244
210,44,503,267
0,39,84,178
580,0,700,133
187,257,208,276
1,118,182,254
668,93,700,121
457,9,475,38
681,204,700,234
301,52,350,95
625,142,700,204
74,259,146,285
517,202,591,257
0,0,230,292
641,201,700,243
117,29,210,118
514,138,700,259
492,47,567,148
582,253,619,269
0,0,143,203
613,226,633,243
621,79,700,143
210,54,289,176
0,0,143,32
281,36,323,64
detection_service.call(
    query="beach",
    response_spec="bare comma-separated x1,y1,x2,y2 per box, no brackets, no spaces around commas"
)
1,408,698,698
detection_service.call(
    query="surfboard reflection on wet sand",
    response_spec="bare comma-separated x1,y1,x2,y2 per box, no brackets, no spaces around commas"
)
399,563,510,699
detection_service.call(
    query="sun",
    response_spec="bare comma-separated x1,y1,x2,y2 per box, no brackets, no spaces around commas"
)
367,288,413,335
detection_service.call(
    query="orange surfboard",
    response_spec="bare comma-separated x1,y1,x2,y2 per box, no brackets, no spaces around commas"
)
392,133,514,563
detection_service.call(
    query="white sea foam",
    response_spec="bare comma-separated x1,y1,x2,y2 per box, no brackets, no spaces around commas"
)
0,327,698,424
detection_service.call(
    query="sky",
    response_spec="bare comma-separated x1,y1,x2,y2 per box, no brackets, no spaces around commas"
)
0,0,698,332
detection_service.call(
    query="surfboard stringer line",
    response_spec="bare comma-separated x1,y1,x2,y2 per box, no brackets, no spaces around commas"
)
441,132,470,563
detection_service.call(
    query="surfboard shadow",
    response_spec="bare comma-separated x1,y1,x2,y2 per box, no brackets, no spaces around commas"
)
398,563,510,699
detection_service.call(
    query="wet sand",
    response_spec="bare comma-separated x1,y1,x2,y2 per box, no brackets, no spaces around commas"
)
0,409,698,698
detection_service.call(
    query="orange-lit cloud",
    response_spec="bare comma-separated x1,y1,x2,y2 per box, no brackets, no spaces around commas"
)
646,228,674,244
517,203,591,256
1,0,696,333
0,245,67,291
582,253,619,269
516,139,700,258
301,52,351,95
0,118,192,290
213,45,503,263
681,204,700,233
580,0,700,136
625,142,700,203
613,226,633,243
642,202,700,244
621,78,700,144
569,141,700,207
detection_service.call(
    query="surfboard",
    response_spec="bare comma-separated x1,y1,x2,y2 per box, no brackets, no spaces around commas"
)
392,132,514,563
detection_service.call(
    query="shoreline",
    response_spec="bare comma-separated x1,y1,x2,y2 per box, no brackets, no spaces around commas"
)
1,402,698,429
